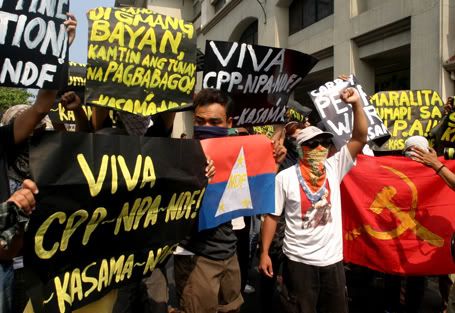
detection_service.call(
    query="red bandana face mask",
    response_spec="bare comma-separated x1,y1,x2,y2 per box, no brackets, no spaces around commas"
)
299,145,329,187
300,145,329,164
295,145,332,229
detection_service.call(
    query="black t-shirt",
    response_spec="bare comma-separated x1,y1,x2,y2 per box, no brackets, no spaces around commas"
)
180,130,240,260
0,124,15,201
181,222,237,260
96,113,173,138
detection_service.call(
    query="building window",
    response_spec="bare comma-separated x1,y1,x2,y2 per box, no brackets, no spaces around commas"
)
369,46,411,92
212,0,226,13
289,0,333,35
375,68,410,92
238,20,258,45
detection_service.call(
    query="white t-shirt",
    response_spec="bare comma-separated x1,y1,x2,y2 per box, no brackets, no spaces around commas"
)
274,145,354,266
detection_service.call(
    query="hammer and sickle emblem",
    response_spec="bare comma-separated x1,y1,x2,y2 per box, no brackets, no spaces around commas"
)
363,166,444,247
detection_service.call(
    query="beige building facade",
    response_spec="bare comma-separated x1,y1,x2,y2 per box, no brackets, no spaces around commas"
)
117,0,455,135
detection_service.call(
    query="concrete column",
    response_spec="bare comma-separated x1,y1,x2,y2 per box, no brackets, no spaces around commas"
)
333,0,374,93
441,0,455,98
333,0,353,80
352,42,375,94
410,1,441,91
259,2,289,47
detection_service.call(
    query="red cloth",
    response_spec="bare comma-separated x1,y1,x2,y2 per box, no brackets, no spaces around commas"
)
342,155,455,275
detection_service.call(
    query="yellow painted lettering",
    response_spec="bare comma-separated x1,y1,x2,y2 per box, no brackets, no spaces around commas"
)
392,120,408,136
117,155,142,191
160,30,182,54
420,106,430,119
138,28,157,53
121,254,134,280
408,120,424,136
143,246,165,275
77,154,109,197
81,262,98,298
140,156,156,189
54,272,71,313
124,24,145,49
82,207,107,245
111,155,118,194
143,195,161,228
90,20,111,42
114,198,141,235
70,268,83,302
35,212,66,259
61,210,89,252
108,255,125,284
431,106,442,119
98,259,109,291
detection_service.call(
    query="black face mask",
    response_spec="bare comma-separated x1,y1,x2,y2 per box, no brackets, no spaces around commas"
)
193,126,229,140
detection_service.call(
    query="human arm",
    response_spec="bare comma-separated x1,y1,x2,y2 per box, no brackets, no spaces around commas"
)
7,179,38,215
205,158,215,182
259,174,285,278
61,91,90,132
411,147,455,189
13,89,57,144
271,126,287,170
65,12,77,47
340,87,368,159
259,214,279,278
272,141,287,170
0,180,38,259
444,97,454,115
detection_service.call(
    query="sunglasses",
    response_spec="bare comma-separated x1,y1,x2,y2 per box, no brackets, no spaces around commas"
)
302,138,332,149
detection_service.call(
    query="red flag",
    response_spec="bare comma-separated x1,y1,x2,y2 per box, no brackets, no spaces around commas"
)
342,155,455,275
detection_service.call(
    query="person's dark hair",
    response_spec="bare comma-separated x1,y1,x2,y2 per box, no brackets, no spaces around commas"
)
193,88,233,117
284,121,306,137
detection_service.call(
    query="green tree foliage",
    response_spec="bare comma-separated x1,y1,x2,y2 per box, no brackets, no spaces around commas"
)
0,87,32,111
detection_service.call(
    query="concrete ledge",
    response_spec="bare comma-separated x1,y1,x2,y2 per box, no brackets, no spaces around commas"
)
201,0,243,35
352,17,411,47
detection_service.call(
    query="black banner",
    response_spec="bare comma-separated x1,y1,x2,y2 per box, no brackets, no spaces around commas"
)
287,99,311,122
430,111,455,149
48,62,98,130
0,0,69,89
370,90,444,151
25,132,207,312
66,61,86,94
310,75,390,150
203,40,318,126
85,7,196,116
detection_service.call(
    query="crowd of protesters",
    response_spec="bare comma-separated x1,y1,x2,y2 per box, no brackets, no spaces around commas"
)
1,9,455,313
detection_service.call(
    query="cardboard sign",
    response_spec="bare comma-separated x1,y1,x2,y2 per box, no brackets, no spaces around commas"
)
203,40,318,126
25,132,207,312
310,75,390,149
85,7,196,116
0,0,69,89
370,90,444,151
